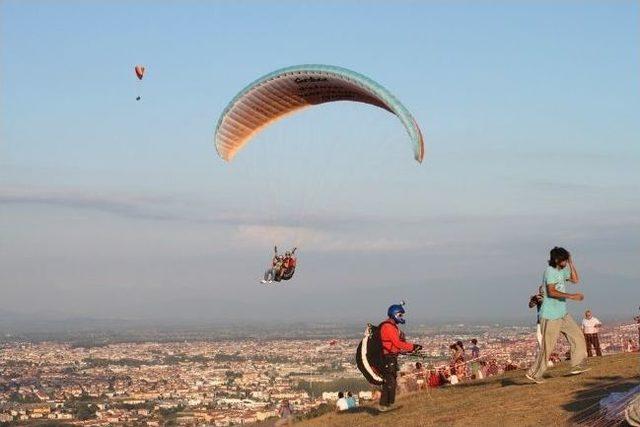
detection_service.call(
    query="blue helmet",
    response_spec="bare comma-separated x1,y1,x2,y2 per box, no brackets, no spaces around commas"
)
387,301,406,324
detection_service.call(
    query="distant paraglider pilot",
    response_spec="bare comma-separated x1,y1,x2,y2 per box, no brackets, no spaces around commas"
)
378,302,421,412
261,246,297,284
134,65,145,101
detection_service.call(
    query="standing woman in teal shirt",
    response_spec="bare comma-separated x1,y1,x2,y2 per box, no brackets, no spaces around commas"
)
526,247,589,384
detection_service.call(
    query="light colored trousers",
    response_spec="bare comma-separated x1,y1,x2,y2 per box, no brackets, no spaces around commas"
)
536,323,543,346
527,314,587,379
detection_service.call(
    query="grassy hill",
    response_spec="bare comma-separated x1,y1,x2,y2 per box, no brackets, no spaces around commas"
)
297,352,639,426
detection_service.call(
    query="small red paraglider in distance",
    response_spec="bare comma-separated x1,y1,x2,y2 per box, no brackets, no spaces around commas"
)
135,65,145,80
134,65,145,101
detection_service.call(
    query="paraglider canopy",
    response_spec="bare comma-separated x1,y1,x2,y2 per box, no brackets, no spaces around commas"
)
134,65,145,80
214,64,425,163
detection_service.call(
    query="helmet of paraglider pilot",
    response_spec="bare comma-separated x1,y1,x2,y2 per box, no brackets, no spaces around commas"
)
387,301,406,324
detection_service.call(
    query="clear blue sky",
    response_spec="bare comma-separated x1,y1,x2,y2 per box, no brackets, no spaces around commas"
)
1,1,639,324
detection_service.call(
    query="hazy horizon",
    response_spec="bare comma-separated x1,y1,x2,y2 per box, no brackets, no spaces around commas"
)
2,1,639,326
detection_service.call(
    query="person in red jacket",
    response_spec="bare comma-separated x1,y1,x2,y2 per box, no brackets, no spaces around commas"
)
280,248,297,281
378,302,422,411
261,246,298,283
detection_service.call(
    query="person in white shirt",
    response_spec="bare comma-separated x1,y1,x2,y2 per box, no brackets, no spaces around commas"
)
335,392,349,412
449,374,459,385
582,310,602,357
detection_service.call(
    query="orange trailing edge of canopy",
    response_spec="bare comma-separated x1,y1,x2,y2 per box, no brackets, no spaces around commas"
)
135,65,145,80
213,64,425,163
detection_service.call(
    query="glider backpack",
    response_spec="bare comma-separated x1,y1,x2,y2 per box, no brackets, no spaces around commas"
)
355,323,386,385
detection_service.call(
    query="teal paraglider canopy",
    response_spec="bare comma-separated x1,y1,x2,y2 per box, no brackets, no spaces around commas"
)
214,64,425,163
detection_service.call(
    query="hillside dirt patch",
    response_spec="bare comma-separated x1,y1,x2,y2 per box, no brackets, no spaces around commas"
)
297,352,639,426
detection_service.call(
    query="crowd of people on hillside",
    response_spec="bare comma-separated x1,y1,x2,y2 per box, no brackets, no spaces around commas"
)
397,318,638,394
272,244,640,424
357,246,639,412
392,338,509,391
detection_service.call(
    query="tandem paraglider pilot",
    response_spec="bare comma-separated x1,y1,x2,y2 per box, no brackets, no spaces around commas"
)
261,246,297,284
356,301,422,412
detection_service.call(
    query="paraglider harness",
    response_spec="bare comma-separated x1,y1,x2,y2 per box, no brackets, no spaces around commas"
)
355,323,387,386
274,249,297,282
356,320,424,386
279,258,296,281
272,262,295,282
279,267,295,281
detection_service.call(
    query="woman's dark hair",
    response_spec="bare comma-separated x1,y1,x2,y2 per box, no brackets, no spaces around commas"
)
471,339,478,345
548,246,570,267
338,391,344,398
450,343,457,350
456,340,464,349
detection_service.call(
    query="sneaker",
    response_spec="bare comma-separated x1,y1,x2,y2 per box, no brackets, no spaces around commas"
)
377,405,392,412
569,367,591,375
260,280,267,284
525,373,545,384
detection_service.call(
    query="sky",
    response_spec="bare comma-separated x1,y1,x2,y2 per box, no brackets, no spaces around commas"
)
1,0,639,326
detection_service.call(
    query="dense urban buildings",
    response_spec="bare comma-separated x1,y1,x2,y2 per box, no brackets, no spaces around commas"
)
1,323,637,426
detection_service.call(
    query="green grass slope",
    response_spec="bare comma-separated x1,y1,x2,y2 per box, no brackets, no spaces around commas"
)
299,352,639,427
